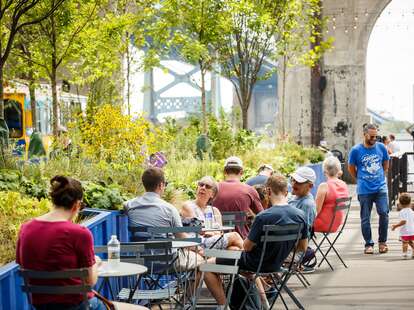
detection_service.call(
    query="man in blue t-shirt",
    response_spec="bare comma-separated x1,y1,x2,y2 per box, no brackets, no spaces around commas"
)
246,164,274,186
348,123,390,255
203,175,308,309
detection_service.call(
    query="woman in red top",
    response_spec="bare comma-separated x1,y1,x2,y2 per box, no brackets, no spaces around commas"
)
16,176,143,310
314,156,349,233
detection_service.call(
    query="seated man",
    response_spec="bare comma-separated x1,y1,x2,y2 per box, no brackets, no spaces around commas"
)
204,175,308,309
124,167,202,269
288,166,317,235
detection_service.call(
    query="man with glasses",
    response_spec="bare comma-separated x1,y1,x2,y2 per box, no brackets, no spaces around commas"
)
288,166,317,233
348,123,390,255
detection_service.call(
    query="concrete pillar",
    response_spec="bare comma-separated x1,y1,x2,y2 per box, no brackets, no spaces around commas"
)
282,0,391,155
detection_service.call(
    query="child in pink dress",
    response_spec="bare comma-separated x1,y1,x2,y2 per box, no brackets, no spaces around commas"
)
392,193,414,259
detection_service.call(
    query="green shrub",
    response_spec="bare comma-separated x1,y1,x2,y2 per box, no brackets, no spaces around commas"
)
0,191,50,266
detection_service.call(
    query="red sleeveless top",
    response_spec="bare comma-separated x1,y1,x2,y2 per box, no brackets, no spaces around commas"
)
313,178,349,233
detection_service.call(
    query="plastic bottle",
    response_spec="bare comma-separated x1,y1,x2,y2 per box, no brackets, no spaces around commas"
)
204,206,214,229
107,235,120,270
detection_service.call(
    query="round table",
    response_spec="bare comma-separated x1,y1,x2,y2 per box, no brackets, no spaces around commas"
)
98,261,147,277
201,225,235,233
171,241,201,248
97,261,147,300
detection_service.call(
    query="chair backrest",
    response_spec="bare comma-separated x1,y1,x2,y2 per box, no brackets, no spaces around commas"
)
333,196,352,233
19,268,91,305
256,224,303,274
95,243,146,264
221,211,247,229
323,196,352,233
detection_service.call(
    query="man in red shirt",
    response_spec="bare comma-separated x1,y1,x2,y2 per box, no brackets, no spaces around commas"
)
213,156,263,238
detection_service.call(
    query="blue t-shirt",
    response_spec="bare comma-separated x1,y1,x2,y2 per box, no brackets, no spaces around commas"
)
246,175,268,186
288,194,316,231
348,143,390,195
242,205,308,272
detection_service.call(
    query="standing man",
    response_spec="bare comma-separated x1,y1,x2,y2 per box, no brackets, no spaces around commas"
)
388,134,400,154
348,123,390,254
213,156,263,238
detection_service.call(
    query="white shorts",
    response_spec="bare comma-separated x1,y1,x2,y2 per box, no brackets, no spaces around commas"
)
202,234,230,249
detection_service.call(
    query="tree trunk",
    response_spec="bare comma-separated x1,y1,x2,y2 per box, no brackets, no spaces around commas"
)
310,1,323,146
0,64,4,121
200,62,207,134
51,66,59,137
241,105,249,130
29,73,37,130
280,54,287,136
126,31,131,115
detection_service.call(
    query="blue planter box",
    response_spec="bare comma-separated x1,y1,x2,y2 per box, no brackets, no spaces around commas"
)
308,162,326,197
0,208,118,310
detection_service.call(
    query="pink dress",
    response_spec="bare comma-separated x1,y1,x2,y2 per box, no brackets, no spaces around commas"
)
314,179,349,233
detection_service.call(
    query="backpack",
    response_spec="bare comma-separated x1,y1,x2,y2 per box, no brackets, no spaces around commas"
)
301,246,317,268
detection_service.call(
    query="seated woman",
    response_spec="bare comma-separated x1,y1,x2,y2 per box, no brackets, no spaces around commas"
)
181,176,243,250
314,156,350,233
16,175,145,310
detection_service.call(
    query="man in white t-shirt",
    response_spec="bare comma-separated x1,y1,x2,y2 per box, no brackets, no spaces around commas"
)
388,134,400,154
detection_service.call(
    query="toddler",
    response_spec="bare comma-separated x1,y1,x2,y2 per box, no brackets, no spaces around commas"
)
392,193,414,258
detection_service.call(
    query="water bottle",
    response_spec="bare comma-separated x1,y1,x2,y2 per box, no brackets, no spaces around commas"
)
204,206,214,229
107,235,120,270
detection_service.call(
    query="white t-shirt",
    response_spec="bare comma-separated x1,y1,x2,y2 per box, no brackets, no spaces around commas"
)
388,141,400,154
399,208,414,237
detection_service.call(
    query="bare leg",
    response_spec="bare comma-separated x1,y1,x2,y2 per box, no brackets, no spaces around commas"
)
204,271,226,305
226,232,243,250
402,241,408,256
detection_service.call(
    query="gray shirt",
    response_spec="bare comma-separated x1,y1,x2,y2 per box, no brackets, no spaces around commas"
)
123,192,183,229
288,193,316,231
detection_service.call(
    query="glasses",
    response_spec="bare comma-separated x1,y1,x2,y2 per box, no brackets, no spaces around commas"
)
198,181,213,190
290,178,308,185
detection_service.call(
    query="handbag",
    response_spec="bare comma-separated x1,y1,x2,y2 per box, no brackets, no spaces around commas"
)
93,290,116,310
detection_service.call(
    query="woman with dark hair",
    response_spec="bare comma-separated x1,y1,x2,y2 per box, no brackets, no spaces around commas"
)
16,176,145,310
181,176,243,250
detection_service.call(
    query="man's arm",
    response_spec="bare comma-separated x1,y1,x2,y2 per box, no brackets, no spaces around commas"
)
243,238,255,252
383,160,389,174
348,164,357,180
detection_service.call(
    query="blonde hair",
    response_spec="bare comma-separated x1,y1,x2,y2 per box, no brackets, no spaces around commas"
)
323,156,342,177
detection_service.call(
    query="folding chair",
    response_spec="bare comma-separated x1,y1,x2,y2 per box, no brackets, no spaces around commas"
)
19,267,148,310
221,211,248,236
194,248,242,310
238,224,304,310
105,241,178,309
312,196,352,271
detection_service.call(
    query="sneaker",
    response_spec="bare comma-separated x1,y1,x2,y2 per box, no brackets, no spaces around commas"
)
402,253,408,259
301,266,315,274
265,287,278,302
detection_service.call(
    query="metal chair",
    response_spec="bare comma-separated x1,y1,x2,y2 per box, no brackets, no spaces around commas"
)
96,241,177,309
19,267,150,310
221,211,248,236
194,248,242,310
312,197,352,271
238,224,305,310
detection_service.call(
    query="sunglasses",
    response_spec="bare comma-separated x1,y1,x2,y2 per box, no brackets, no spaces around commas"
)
198,181,213,190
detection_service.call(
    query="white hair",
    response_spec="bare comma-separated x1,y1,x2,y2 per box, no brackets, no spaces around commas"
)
323,156,342,177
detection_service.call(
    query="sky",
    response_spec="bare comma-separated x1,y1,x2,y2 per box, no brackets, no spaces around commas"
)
367,0,414,122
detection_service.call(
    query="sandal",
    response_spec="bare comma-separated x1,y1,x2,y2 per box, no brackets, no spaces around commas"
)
379,243,388,254
364,246,374,254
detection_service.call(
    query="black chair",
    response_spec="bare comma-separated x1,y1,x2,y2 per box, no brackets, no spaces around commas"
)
312,197,352,271
238,224,305,310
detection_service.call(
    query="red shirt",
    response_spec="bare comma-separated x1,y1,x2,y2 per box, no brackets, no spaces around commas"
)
214,180,263,238
313,179,349,233
16,219,96,305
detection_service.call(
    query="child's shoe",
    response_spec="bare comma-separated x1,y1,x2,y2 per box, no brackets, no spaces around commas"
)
402,253,408,259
